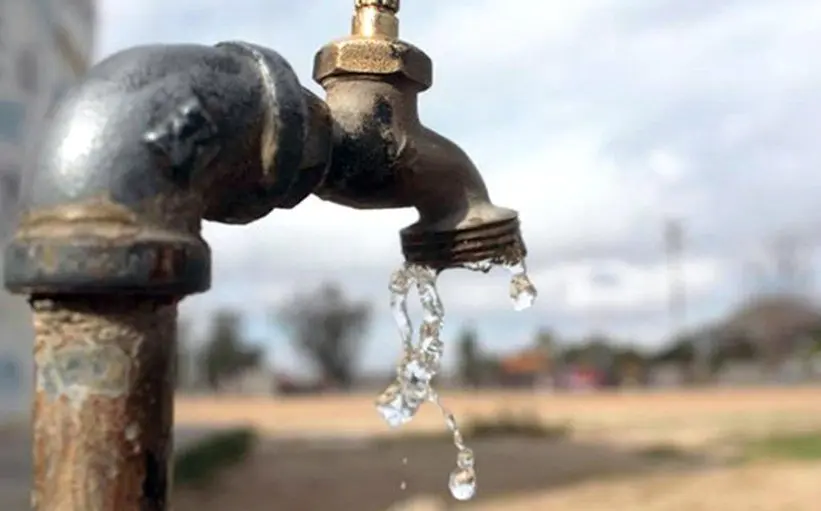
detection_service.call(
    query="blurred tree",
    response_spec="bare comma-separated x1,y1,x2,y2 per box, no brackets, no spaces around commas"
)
653,332,726,382
533,328,557,354
723,294,821,372
457,327,482,388
478,357,502,386
200,310,263,390
576,334,616,369
277,283,371,390
613,346,647,385
809,328,821,355
718,334,758,362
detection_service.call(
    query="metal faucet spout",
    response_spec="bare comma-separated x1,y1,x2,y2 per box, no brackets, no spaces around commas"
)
312,0,527,269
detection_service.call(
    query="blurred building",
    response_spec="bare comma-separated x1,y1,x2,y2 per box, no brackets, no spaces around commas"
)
0,0,96,422
497,348,552,388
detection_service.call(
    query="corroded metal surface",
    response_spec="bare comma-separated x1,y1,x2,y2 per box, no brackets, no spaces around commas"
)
4,42,329,296
0,426,231,510
401,217,527,270
30,297,176,510
312,0,527,268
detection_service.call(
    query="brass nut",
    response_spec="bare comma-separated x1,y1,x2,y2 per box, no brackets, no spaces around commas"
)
356,0,399,12
313,38,432,89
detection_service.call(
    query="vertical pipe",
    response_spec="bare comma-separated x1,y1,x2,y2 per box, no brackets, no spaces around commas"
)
30,296,177,510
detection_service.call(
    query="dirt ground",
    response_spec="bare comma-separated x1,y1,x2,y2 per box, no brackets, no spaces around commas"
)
172,387,821,510
464,462,821,511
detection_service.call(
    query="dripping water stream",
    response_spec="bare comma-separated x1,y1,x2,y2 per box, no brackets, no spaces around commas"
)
375,259,538,501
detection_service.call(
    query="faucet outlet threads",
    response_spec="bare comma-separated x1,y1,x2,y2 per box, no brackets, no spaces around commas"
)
400,216,527,270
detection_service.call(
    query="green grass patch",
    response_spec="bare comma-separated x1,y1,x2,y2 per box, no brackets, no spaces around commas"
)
635,443,692,461
744,430,821,462
376,411,571,445
174,428,257,486
465,412,571,439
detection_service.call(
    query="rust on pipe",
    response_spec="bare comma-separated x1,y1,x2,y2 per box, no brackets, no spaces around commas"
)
3,41,323,510
30,296,176,510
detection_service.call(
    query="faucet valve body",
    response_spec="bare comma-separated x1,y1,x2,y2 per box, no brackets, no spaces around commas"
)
312,0,528,271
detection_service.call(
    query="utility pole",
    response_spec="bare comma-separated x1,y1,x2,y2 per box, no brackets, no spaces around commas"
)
664,218,685,334
664,218,704,382
769,231,812,297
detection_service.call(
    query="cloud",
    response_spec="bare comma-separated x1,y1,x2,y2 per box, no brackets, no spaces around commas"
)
90,0,821,361
545,258,723,314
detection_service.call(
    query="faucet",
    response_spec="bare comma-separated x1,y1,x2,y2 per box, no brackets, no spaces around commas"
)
2,1,527,509
313,0,525,268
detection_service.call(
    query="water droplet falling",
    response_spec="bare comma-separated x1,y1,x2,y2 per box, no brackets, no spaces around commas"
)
377,257,537,501
463,260,493,273
434,399,478,500
448,466,477,501
507,260,537,311
457,448,474,469
389,268,414,352
376,267,428,426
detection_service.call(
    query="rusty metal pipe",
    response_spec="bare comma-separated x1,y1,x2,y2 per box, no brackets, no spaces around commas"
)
3,41,329,511
31,296,176,510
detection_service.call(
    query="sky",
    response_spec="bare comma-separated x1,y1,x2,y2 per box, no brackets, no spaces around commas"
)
90,0,821,375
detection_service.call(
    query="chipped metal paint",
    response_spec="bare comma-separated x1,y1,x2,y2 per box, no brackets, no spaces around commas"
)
36,343,132,407
30,298,175,510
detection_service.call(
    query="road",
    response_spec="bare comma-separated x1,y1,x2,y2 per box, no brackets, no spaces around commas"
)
0,424,222,509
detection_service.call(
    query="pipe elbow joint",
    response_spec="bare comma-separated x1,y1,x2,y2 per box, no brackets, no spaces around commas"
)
4,42,331,297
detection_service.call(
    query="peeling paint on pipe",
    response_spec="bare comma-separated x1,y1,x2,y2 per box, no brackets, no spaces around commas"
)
30,297,176,510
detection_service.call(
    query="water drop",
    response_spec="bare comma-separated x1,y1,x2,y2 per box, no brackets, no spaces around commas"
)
400,457,409,491
448,467,477,501
457,448,474,469
463,260,493,273
376,380,419,427
377,374,429,427
507,261,537,311
379,257,537,501
389,267,414,352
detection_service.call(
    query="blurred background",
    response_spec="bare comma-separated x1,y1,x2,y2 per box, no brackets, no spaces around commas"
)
2,0,821,509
